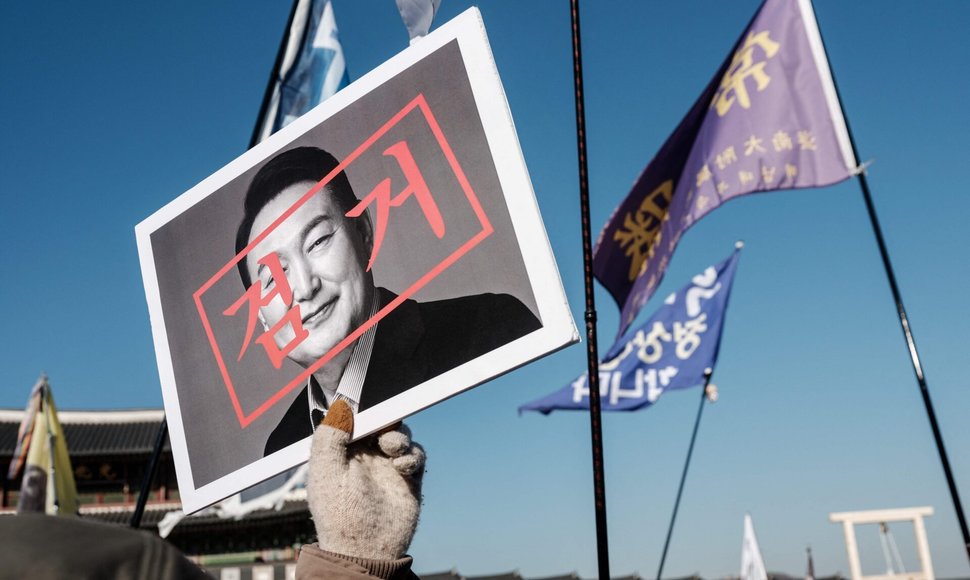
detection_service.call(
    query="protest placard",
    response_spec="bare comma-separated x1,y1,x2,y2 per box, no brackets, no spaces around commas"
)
136,8,577,513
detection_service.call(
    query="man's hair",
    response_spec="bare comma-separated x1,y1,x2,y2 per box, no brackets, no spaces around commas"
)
235,146,358,289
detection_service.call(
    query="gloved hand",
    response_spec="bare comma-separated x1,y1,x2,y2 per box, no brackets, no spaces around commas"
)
307,399,425,561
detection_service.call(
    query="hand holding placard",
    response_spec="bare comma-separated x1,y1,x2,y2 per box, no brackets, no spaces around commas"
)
305,400,425,565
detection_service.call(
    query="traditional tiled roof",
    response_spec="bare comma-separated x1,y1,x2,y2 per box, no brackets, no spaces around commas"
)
77,500,184,528
769,576,844,580
77,497,310,530
0,408,168,457
422,571,464,580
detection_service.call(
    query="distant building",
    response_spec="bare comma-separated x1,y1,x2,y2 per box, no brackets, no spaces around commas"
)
0,408,313,578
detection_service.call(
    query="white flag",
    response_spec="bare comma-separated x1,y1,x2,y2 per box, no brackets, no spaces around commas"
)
395,0,441,42
741,513,768,580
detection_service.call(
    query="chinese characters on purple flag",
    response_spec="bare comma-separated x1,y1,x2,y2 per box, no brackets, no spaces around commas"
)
520,248,740,414
593,0,857,340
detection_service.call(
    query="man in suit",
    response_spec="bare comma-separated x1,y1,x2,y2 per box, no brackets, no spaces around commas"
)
234,147,540,457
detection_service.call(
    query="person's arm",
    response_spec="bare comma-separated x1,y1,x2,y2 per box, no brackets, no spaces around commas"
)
297,400,425,580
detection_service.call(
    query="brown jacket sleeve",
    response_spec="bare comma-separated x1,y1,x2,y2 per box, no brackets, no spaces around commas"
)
296,543,419,580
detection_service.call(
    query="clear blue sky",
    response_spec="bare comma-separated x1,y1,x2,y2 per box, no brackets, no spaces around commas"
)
2,1,969,577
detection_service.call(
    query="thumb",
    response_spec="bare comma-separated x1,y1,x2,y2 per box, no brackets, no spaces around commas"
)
322,399,354,433
311,399,354,469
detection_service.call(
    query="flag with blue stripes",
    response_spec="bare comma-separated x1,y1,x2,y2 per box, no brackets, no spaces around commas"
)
258,0,349,141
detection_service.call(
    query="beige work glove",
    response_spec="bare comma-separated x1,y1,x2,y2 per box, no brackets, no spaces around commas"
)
307,400,425,561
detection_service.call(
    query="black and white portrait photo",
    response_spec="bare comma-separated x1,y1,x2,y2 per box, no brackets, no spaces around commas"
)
137,11,577,513
236,145,541,457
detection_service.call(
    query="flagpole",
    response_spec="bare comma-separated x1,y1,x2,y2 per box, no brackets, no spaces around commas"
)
130,417,168,528
656,370,713,580
568,0,611,577
854,166,970,563
249,0,302,148
809,6,970,564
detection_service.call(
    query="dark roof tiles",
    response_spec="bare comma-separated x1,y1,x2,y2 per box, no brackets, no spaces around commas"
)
0,409,168,457
421,573,464,580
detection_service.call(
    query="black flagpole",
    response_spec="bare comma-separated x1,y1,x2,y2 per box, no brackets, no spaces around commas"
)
811,5,970,564
568,0,611,578
249,0,302,149
130,417,167,528
854,165,970,563
132,0,302,531
655,370,713,580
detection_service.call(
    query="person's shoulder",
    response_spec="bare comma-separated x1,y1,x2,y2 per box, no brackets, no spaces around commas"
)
379,288,534,325
421,292,533,319
417,292,541,342
0,514,210,579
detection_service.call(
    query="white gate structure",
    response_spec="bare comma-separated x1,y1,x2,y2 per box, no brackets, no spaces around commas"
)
830,507,935,580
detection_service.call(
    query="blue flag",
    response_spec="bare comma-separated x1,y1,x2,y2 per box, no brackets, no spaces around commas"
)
256,0,350,142
520,248,741,414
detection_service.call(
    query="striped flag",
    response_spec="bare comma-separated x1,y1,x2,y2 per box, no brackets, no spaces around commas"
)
255,0,350,143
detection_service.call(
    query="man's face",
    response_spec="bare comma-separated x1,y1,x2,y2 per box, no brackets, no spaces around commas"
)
245,180,374,369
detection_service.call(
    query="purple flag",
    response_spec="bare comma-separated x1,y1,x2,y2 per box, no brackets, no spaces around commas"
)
594,0,857,339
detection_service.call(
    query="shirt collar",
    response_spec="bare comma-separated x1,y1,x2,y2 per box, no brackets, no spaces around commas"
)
307,297,380,428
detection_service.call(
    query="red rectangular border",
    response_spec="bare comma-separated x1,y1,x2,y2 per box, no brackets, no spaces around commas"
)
193,94,494,428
